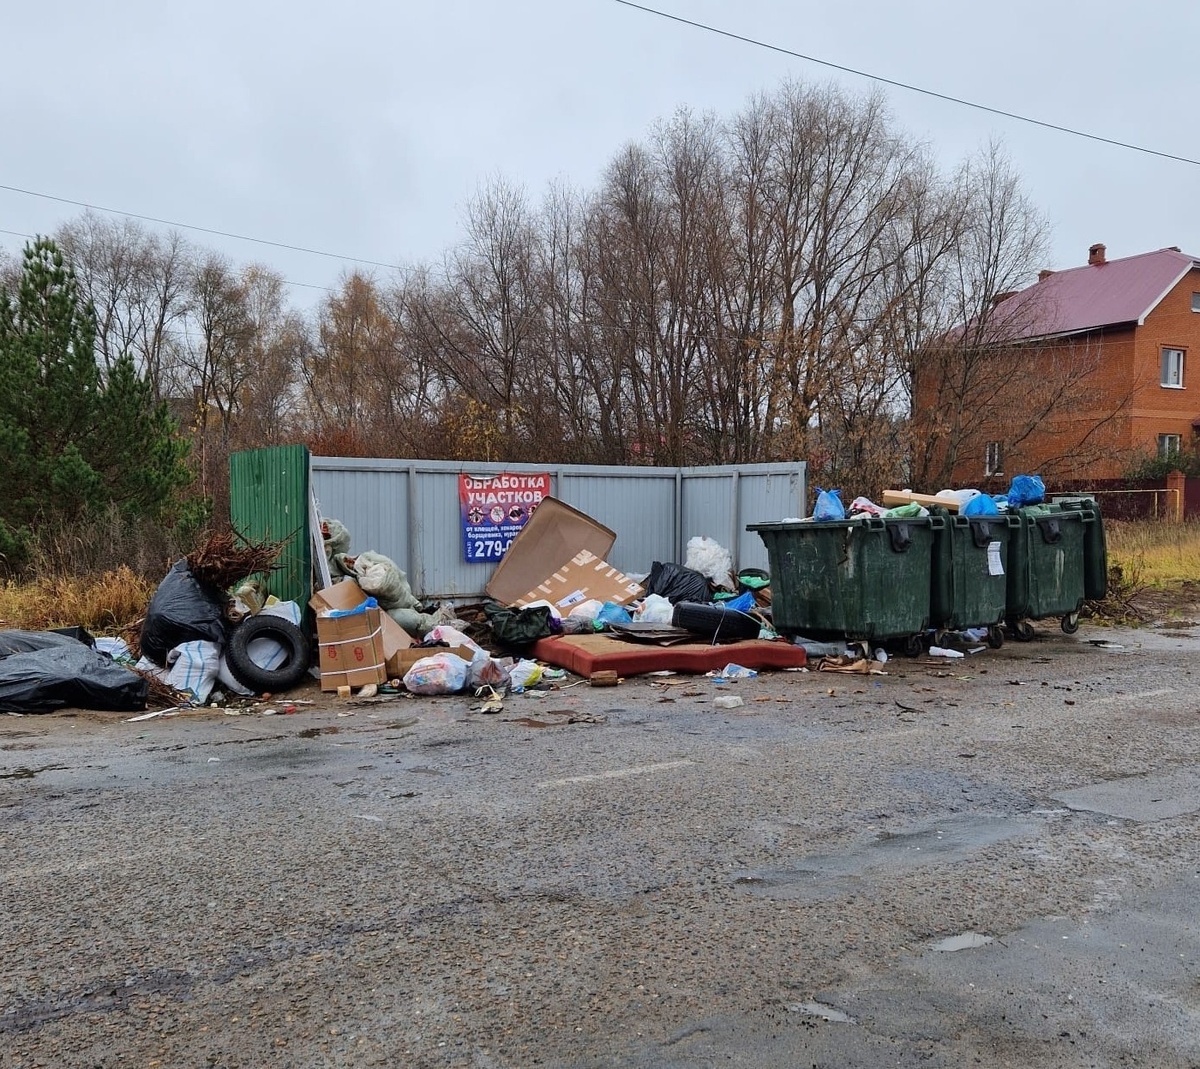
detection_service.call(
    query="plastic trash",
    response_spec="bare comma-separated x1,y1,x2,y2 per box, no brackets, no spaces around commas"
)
848,496,887,516
635,593,675,625
685,536,735,590
508,659,544,693
719,663,757,680
963,494,1000,517
884,502,928,518
402,652,471,695
567,599,604,623
0,635,148,713
722,591,756,613
813,488,845,521
141,560,227,666
643,561,713,604
713,695,745,710
595,602,633,628
1007,474,1046,507
928,646,965,658
792,637,853,658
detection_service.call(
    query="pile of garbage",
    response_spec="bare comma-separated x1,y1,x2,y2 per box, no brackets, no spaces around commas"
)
810,475,1046,521
0,531,301,715
312,506,786,699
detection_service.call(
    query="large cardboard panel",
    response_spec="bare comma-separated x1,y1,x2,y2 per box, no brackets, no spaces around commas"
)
486,497,617,606
309,579,414,669
516,549,642,609
315,606,387,691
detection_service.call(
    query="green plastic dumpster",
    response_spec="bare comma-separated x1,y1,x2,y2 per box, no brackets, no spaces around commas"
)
930,511,1022,647
1005,504,1094,639
748,515,945,653
1055,498,1108,600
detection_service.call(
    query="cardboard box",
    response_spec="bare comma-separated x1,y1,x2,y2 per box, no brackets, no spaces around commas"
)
314,605,387,691
516,549,643,609
309,579,415,679
388,645,476,677
486,497,619,606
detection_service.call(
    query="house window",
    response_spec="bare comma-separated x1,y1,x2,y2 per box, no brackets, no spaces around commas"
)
1161,348,1185,388
1158,433,1181,457
985,441,1004,476
1192,292,1200,313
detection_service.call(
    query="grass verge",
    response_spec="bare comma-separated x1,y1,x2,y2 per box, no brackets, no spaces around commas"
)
0,566,154,633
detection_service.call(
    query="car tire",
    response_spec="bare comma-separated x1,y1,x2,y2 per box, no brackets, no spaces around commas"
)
225,615,311,694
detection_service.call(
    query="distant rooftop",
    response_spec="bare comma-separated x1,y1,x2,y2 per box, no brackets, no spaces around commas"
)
993,245,1200,340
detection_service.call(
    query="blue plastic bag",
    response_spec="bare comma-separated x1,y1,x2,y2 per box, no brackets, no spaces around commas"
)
963,494,1000,517
813,488,846,521
724,591,756,613
595,602,633,627
1007,475,1045,508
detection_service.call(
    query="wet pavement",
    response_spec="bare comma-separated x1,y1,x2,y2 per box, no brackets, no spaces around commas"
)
3,620,1200,1067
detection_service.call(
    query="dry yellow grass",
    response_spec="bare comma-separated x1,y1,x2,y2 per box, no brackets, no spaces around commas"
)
1105,520,1200,587
0,566,155,633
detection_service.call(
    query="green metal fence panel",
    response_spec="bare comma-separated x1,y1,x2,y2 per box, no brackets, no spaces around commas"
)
229,445,311,605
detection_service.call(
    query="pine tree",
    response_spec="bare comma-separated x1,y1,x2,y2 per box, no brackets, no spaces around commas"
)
0,238,191,563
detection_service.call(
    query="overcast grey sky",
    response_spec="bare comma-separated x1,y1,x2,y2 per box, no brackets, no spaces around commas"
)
2,0,1197,300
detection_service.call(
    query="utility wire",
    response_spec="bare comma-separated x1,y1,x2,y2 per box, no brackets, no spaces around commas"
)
0,181,402,269
611,0,1200,168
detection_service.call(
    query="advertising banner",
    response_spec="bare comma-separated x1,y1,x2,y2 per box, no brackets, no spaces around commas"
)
459,472,550,562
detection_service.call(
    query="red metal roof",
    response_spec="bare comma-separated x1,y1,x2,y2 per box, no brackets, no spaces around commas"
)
992,247,1200,340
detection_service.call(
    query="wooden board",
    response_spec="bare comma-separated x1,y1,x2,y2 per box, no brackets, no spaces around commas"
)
881,490,961,512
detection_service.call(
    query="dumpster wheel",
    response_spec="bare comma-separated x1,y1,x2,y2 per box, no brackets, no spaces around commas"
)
1061,612,1080,635
1009,618,1036,642
987,625,1004,649
903,633,925,657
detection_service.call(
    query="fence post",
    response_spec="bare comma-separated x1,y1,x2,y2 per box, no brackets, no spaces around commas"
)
1165,469,1186,524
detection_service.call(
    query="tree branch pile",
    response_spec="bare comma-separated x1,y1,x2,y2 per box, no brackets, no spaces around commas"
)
186,531,285,591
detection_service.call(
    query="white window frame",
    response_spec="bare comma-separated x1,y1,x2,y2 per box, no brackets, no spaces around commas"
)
1158,433,1182,457
1161,347,1185,389
985,440,1004,477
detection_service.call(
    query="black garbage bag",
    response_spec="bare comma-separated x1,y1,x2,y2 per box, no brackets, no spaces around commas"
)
0,638,147,713
141,559,228,667
0,630,84,655
643,561,713,604
483,602,560,647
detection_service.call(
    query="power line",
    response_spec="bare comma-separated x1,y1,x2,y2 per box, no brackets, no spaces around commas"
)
1,220,334,293
610,0,1200,169
0,181,403,269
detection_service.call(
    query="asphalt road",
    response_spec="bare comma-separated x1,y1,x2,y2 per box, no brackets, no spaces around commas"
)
3,621,1200,1068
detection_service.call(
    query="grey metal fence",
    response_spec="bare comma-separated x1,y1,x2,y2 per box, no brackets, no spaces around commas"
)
310,457,806,598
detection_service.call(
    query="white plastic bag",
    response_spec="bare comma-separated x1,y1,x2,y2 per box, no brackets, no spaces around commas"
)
685,536,735,590
424,625,482,653
567,599,603,623
635,593,675,625
508,659,543,693
402,653,471,695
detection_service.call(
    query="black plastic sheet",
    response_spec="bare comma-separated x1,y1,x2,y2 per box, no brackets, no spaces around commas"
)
0,633,147,713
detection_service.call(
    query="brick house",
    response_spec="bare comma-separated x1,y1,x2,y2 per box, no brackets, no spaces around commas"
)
919,244,1200,483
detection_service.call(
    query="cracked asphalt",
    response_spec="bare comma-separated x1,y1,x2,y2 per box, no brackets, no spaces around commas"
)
3,620,1200,1068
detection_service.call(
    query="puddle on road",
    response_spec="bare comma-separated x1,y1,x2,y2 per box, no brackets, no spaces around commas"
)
931,931,994,952
787,1000,856,1023
734,814,1036,900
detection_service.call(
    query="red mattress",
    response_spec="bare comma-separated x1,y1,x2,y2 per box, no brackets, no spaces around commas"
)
531,634,806,677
